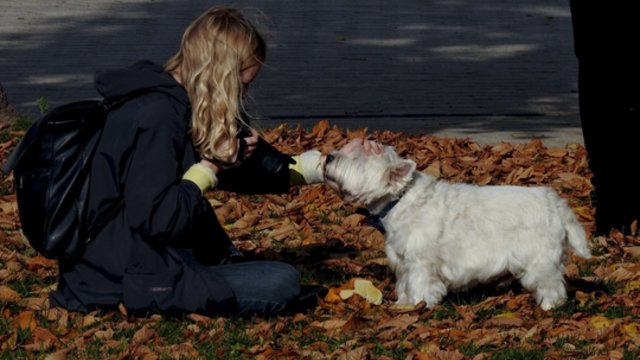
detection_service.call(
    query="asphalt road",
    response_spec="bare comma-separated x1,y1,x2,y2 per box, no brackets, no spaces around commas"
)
0,0,583,147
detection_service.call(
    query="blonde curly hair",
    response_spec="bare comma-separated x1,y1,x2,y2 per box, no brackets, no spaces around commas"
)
165,6,266,163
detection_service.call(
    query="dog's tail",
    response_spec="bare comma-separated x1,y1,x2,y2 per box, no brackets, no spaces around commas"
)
557,196,591,259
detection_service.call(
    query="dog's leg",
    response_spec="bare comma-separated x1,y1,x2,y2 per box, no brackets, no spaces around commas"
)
402,263,447,307
519,261,567,310
394,265,412,305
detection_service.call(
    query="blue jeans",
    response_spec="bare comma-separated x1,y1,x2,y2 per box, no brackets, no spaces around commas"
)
212,261,301,315
177,249,301,315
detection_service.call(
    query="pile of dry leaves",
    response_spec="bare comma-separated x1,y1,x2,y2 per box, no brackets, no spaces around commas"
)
1,120,640,359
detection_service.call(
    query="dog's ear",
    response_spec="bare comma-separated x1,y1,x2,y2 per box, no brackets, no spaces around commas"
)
388,159,416,189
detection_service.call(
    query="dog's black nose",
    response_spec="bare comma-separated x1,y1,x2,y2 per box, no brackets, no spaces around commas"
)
326,154,335,163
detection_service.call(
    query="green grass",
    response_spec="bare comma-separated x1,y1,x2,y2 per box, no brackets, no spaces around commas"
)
488,348,546,360
10,115,32,132
552,336,591,351
193,317,263,360
474,304,507,321
36,97,49,115
624,349,640,360
154,319,186,345
6,273,56,298
459,343,494,357
429,303,461,321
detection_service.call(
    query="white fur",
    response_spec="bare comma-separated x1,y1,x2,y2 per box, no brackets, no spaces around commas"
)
324,144,591,310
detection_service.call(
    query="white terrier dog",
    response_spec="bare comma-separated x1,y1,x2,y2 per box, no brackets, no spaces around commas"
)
323,142,591,310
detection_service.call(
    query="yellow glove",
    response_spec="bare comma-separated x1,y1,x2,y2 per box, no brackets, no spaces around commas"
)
182,163,218,193
289,150,324,186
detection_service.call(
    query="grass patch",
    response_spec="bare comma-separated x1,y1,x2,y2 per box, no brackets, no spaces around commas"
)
488,348,546,360
194,317,262,360
370,341,410,358
459,343,494,357
624,349,640,360
154,319,186,345
475,304,507,321
6,273,56,297
429,303,461,321
552,336,591,351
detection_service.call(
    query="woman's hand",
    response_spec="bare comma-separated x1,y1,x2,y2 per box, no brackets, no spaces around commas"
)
202,127,260,171
241,128,259,160
199,158,221,174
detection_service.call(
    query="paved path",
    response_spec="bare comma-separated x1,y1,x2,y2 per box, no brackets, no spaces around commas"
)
0,0,582,147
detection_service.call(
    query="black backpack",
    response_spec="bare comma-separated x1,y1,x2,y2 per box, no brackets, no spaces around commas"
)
2,97,130,259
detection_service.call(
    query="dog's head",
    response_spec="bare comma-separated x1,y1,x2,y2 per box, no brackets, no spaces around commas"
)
323,142,416,206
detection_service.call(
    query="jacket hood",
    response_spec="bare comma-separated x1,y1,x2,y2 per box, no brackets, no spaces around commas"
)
94,60,188,105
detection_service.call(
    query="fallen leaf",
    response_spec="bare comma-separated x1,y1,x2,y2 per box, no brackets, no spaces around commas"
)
623,323,638,335
132,325,156,345
353,279,383,305
589,316,612,330
12,311,37,331
118,302,128,317
376,314,419,331
339,289,354,300
0,285,21,303
312,318,348,331
25,255,57,270
23,327,57,352
94,328,114,340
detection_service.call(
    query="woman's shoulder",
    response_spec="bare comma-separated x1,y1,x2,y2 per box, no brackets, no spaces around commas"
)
115,90,191,131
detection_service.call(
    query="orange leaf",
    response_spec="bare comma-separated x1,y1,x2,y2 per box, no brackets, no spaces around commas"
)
311,120,330,138
25,255,57,271
377,314,419,331
12,311,37,332
0,285,21,303
24,327,57,352
132,325,156,345
118,302,128,317
311,318,347,331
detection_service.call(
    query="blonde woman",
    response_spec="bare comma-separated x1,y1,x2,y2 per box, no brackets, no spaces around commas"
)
49,6,385,317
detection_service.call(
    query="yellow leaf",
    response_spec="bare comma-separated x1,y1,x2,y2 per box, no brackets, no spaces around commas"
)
424,161,441,178
623,323,638,335
624,281,640,294
208,198,223,207
353,279,383,305
494,312,518,319
82,314,98,327
339,289,354,300
589,316,612,330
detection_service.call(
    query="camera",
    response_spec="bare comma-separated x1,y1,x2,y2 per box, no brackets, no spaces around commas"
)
237,123,295,175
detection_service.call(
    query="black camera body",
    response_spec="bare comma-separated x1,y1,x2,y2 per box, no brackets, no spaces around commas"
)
237,124,295,175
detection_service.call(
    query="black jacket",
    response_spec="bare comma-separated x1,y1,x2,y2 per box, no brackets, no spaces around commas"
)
50,61,289,315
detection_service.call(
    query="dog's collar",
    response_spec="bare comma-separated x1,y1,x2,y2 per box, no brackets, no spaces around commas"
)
363,198,400,234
